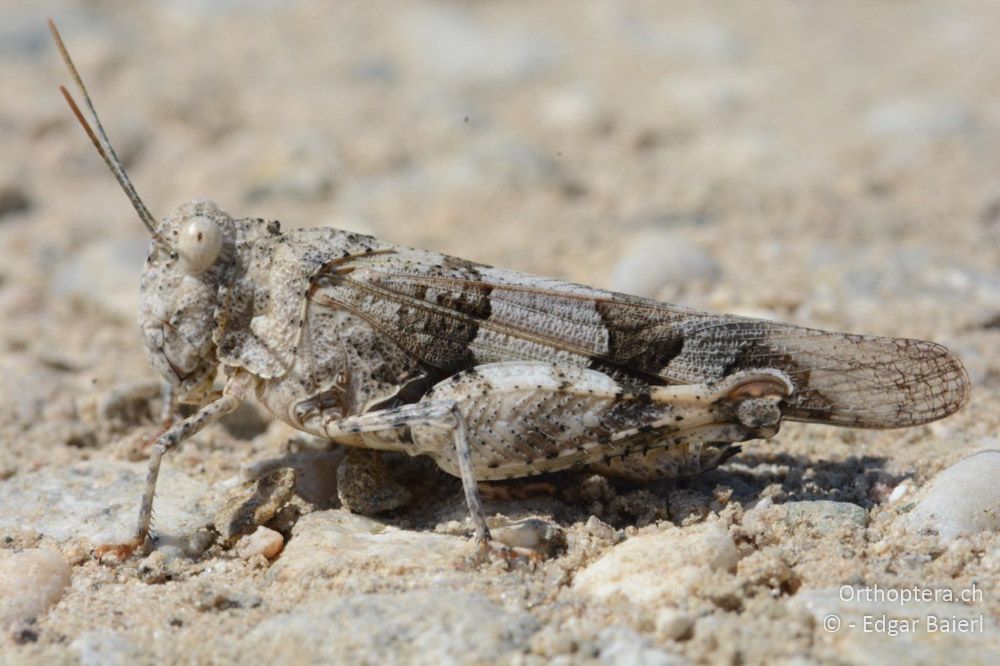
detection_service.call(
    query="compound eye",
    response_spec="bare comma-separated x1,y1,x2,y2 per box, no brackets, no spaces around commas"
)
178,215,223,275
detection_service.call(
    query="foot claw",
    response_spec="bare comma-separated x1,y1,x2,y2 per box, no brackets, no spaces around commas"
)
92,536,150,565
466,535,542,568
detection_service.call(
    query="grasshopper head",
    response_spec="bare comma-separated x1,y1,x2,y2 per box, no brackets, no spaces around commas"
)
49,23,242,403
138,200,237,403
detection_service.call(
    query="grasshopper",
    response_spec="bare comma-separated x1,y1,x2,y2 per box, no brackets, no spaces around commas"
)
49,21,970,556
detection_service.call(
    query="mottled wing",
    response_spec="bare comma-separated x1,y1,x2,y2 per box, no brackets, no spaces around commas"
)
309,248,969,429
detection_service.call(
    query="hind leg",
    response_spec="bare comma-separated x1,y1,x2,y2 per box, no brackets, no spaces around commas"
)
322,400,490,541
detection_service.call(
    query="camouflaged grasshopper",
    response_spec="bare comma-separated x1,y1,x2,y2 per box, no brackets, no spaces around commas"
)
50,21,970,555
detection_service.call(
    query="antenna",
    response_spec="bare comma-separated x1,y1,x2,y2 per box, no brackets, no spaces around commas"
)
47,19,167,246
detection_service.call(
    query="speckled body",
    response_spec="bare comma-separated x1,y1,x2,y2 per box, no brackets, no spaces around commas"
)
139,200,969,490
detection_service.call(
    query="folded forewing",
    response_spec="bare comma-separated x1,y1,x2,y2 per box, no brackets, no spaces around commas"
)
308,249,969,428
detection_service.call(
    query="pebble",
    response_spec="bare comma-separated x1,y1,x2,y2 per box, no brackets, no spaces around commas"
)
269,511,465,582
789,587,998,663
888,481,910,503
236,526,284,560
573,522,738,606
742,500,869,543
781,500,870,530
401,6,556,83
905,448,1000,541
491,518,567,558
219,401,271,440
234,589,539,663
136,550,172,584
620,19,742,62
336,448,411,515
609,231,721,301
0,461,217,547
0,548,71,629
584,515,619,543
242,448,343,507
739,500,870,588
866,99,973,137
214,467,295,544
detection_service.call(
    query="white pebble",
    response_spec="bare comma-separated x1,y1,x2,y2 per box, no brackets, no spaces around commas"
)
610,232,721,301
906,448,1000,541
0,548,72,628
888,481,909,503
866,99,971,137
491,518,565,555
236,526,285,560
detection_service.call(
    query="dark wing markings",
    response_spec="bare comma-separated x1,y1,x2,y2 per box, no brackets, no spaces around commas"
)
309,267,970,429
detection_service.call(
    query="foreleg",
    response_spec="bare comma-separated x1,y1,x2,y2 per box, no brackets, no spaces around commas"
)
100,372,252,559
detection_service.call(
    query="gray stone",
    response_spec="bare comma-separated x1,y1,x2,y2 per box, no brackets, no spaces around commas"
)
573,521,738,606
0,461,218,547
609,232,721,301
337,448,411,515
866,99,973,137
236,589,539,664
401,6,556,83
0,548,71,629
214,467,296,543
906,448,1000,541
742,499,870,542
219,401,270,440
781,500,870,531
269,510,466,582
243,448,343,507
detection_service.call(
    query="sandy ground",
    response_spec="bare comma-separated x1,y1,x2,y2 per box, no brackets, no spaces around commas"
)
1,1,999,664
